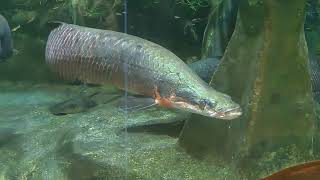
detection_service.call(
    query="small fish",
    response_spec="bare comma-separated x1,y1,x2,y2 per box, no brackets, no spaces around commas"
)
0,14,14,62
262,160,320,180
49,94,97,115
45,22,242,120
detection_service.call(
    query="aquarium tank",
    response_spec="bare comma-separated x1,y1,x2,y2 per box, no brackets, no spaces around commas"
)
1,0,320,179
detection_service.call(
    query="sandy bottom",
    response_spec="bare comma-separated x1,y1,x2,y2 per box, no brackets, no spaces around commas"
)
0,81,245,180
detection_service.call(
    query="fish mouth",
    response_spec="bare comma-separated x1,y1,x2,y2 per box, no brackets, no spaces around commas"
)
213,106,242,120
171,100,242,120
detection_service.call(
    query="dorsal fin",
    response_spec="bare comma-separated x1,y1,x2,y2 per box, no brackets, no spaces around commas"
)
46,21,66,31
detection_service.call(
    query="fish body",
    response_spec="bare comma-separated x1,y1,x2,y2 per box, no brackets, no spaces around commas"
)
49,95,97,116
45,23,241,120
0,15,13,61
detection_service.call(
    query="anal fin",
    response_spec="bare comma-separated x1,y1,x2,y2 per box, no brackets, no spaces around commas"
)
118,96,157,112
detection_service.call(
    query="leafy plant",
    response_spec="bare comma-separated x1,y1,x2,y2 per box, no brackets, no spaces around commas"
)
176,0,210,11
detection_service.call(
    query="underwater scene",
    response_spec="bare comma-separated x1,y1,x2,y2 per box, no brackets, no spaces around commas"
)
1,0,320,179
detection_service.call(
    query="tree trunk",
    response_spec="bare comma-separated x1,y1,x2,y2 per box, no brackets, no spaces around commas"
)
179,0,316,175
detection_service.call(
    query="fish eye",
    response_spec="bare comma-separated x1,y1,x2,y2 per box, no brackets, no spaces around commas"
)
199,99,216,109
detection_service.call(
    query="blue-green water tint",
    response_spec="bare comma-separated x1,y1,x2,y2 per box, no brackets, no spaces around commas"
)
0,0,320,179
123,0,129,179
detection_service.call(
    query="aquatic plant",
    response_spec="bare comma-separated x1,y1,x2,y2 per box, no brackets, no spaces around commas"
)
176,0,210,11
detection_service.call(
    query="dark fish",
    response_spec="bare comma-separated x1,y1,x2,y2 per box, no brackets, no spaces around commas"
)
49,92,120,116
49,94,97,115
45,23,241,120
189,57,320,99
262,160,320,180
0,14,13,61
188,57,220,83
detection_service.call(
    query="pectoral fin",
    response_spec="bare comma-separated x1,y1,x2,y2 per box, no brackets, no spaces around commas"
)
118,96,157,112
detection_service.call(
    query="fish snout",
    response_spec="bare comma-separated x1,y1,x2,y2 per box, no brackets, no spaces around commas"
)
218,105,242,120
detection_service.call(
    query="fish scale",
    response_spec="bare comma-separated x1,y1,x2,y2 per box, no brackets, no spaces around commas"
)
62,27,73,79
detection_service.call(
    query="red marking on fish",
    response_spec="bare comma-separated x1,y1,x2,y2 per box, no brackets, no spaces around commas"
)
154,87,174,108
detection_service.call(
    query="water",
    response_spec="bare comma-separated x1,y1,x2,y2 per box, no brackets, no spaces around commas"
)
0,0,320,179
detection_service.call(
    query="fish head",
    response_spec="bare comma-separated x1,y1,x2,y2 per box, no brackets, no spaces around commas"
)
201,90,242,120
169,88,242,120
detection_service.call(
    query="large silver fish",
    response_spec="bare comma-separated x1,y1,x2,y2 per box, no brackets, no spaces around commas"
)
45,23,242,120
